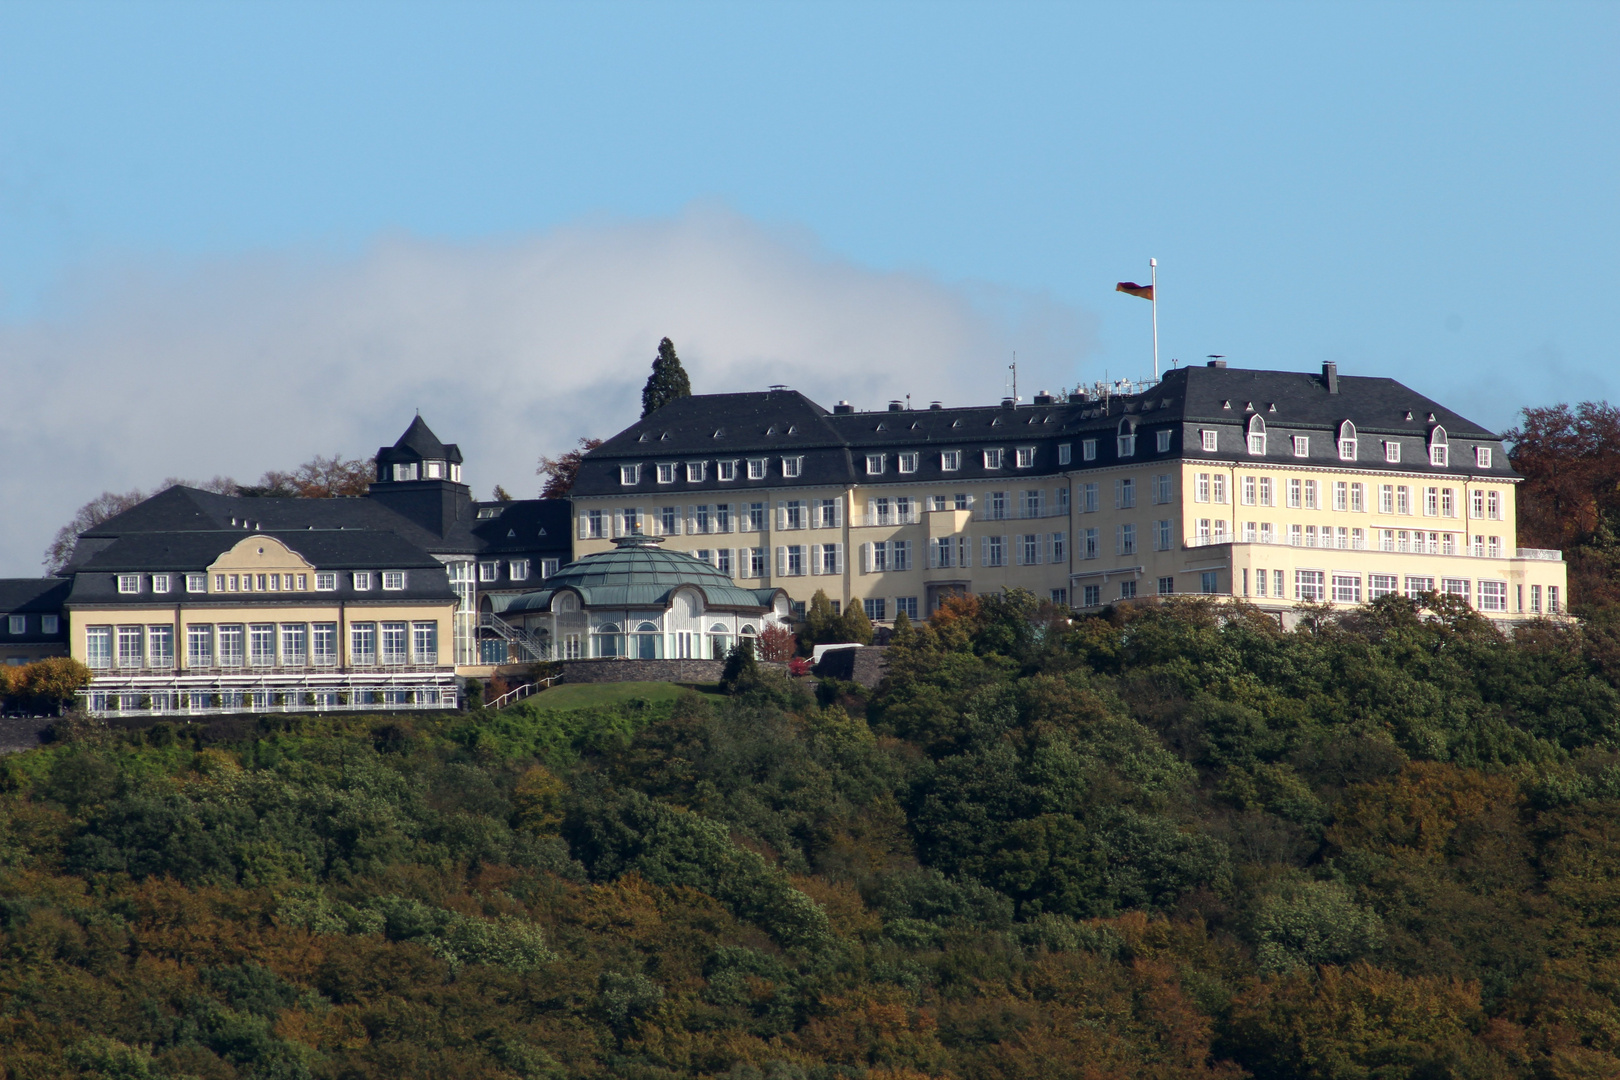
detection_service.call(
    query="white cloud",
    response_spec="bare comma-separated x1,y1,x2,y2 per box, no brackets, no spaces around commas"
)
0,205,1099,576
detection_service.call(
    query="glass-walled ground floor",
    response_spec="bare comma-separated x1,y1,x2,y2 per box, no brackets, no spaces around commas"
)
78,668,459,716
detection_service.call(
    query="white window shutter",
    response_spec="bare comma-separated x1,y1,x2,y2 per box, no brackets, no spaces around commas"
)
832,501,843,528
810,544,823,574
777,502,787,530
981,537,989,565
834,544,844,574
776,546,786,577
860,543,872,573
636,507,646,534
577,513,589,540
613,511,625,538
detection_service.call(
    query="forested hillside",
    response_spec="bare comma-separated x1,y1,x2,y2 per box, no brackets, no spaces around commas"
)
6,593,1620,1078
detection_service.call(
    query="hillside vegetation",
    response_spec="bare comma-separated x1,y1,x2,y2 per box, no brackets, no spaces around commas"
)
5,593,1620,1079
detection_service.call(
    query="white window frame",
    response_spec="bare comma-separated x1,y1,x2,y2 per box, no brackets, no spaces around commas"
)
1082,439,1098,461
941,450,962,472
151,574,172,595
479,561,499,582
1475,446,1492,469
1058,443,1072,465
353,572,373,591
983,448,1004,469
747,458,767,480
782,456,803,478
314,572,337,591
186,573,207,593
1201,429,1218,452
1292,435,1309,458
1015,447,1036,468
1117,432,1136,457
717,460,737,481
117,574,140,595
866,454,885,475
898,452,919,474
509,559,530,581
657,462,676,484
686,461,708,483
1385,440,1401,464
620,464,640,485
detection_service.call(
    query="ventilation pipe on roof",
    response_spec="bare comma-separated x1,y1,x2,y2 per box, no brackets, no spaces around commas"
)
1323,361,1340,394
1001,397,1016,408
1069,390,1089,403
929,401,943,410
833,400,854,414
888,400,904,411
1207,359,1227,368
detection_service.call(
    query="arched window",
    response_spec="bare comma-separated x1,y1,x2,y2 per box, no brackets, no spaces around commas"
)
593,622,623,658
635,621,660,660
709,622,732,660
1116,418,1137,458
1337,420,1357,461
554,593,578,613
1428,425,1449,467
1246,414,1267,456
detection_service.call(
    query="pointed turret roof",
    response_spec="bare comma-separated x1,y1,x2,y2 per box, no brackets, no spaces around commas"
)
391,415,461,463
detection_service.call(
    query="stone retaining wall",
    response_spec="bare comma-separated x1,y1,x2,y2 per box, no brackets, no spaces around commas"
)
555,658,786,685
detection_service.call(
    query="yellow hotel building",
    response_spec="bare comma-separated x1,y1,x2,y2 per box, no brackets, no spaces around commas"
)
569,362,1565,634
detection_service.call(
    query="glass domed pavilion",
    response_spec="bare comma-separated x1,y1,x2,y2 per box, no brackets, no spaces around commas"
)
491,534,790,660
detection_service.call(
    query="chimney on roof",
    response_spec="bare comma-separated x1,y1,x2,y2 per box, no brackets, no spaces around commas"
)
929,401,943,410
1069,390,1088,403
1323,361,1339,394
1206,359,1226,368
833,400,854,414
1034,390,1054,405
888,400,904,412
1001,397,1015,408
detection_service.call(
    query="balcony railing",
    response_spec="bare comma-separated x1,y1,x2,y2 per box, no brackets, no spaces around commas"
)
1516,547,1563,561
973,504,1071,523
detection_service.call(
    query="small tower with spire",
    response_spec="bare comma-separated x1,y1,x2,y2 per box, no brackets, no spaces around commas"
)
368,415,472,539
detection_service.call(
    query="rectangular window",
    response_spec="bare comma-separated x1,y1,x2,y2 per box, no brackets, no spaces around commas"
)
1442,578,1471,605
1254,569,1268,597
1430,443,1449,467
1196,472,1210,503
930,536,955,568
1242,475,1256,506
1118,523,1136,556
382,571,406,591
1339,437,1357,461
1258,476,1274,507
896,495,914,523
984,535,1006,567
312,623,338,666
864,598,887,621
1487,490,1501,520
1292,436,1309,457
186,624,213,667
716,548,735,576
657,463,676,484
1082,439,1097,461
1385,440,1402,463
1201,429,1218,452
818,543,843,575
986,491,1006,520
86,626,112,668
280,624,307,666
984,448,1004,469
1154,474,1172,503
1295,570,1326,602
1290,524,1303,546
1018,534,1040,565
1379,484,1394,514
1248,430,1266,455
1351,483,1365,512
941,450,962,472
866,454,885,475
478,561,499,582
783,500,805,529
1479,580,1507,613
686,462,707,483
1050,589,1068,606
1368,574,1399,599
1201,571,1219,594
1304,480,1318,509
1016,446,1035,468
149,574,171,595
1150,429,1167,453
1120,580,1137,599
892,539,912,571
1288,479,1302,508
508,559,530,581
147,625,173,668
1116,478,1135,509
1051,531,1066,561
217,625,244,667
693,505,711,534
1117,433,1137,457
314,572,337,591
412,621,438,663
620,464,641,485
1476,446,1493,468
1530,583,1543,612
1081,483,1098,512
898,452,919,473
41,614,58,634
1332,574,1362,603
1083,584,1101,606
587,509,606,538
747,458,767,480
897,596,919,620
6,614,22,635
714,503,732,532
1424,487,1439,516
782,456,803,478
718,460,737,481
350,623,376,666
745,547,764,577
541,558,560,578
1155,520,1172,550
1058,443,1072,465
785,545,805,576
1083,528,1098,559
249,624,275,667
379,622,407,665
1260,522,1275,543
1335,482,1349,512
1440,488,1455,517
1396,486,1410,515
1213,475,1227,504
117,574,140,594
116,625,143,668
1158,576,1175,596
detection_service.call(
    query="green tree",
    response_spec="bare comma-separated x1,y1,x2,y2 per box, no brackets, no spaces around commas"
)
802,590,840,647
889,608,916,646
838,599,875,645
640,337,692,418
720,638,760,693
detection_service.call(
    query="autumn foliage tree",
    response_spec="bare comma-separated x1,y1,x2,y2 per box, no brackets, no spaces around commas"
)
1506,401,1620,612
536,437,605,499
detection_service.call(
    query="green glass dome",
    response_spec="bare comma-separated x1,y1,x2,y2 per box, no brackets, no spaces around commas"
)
494,534,780,613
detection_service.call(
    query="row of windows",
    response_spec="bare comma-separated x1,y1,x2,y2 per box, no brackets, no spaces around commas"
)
391,460,462,482
477,558,561,583
84,620,439,669
114,571,413,595
621,458,803,485
1212,419,1494,469
6,614,59,635
1074,572,1222,607
1242,569,1522,612
87,688,446,712
620,447,1069,488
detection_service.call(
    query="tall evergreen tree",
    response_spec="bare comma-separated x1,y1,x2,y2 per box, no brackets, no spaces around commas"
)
641,337,693,418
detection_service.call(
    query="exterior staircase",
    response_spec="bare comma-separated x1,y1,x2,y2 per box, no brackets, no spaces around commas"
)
479,612,550,663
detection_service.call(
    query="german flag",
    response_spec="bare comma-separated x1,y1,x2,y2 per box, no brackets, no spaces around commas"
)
1116,281,1154,301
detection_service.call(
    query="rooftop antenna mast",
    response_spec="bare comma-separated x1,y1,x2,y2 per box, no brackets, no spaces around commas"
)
1114,259,1159,381
1006,353,1018,403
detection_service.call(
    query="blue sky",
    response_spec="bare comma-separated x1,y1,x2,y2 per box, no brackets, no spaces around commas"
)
0,1,1615,572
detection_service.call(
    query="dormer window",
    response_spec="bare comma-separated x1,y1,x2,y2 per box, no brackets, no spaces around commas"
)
1385,440,1402,463
686,461,708,483
866,454,885,475
424,460,444,479
152,574,172,595
1015,447,1035,468
382,571,406,591
941,450,962,472
1338,421,1358,461
747,458,767,480
620,464,641,485
392,462,418,481
117,574,140,594
898,452,919,474
1292,436,1309,458
1083,439,1097,461
1246,415,1267,455
717,460,737,481
984,448,1005,469
477,506,500,519
1116,419,1137,458
353,572,373,591
657,463,676,484
1475,446,1493,469
1428,426,1449,467
1200,430,1217,452
782,456,804,478
450,464,461,482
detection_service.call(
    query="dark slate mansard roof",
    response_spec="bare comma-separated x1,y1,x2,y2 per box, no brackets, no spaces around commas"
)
571,366,1518,496
0,579,72,645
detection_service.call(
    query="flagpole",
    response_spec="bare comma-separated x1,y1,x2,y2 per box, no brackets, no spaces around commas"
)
1150,257,1159,381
